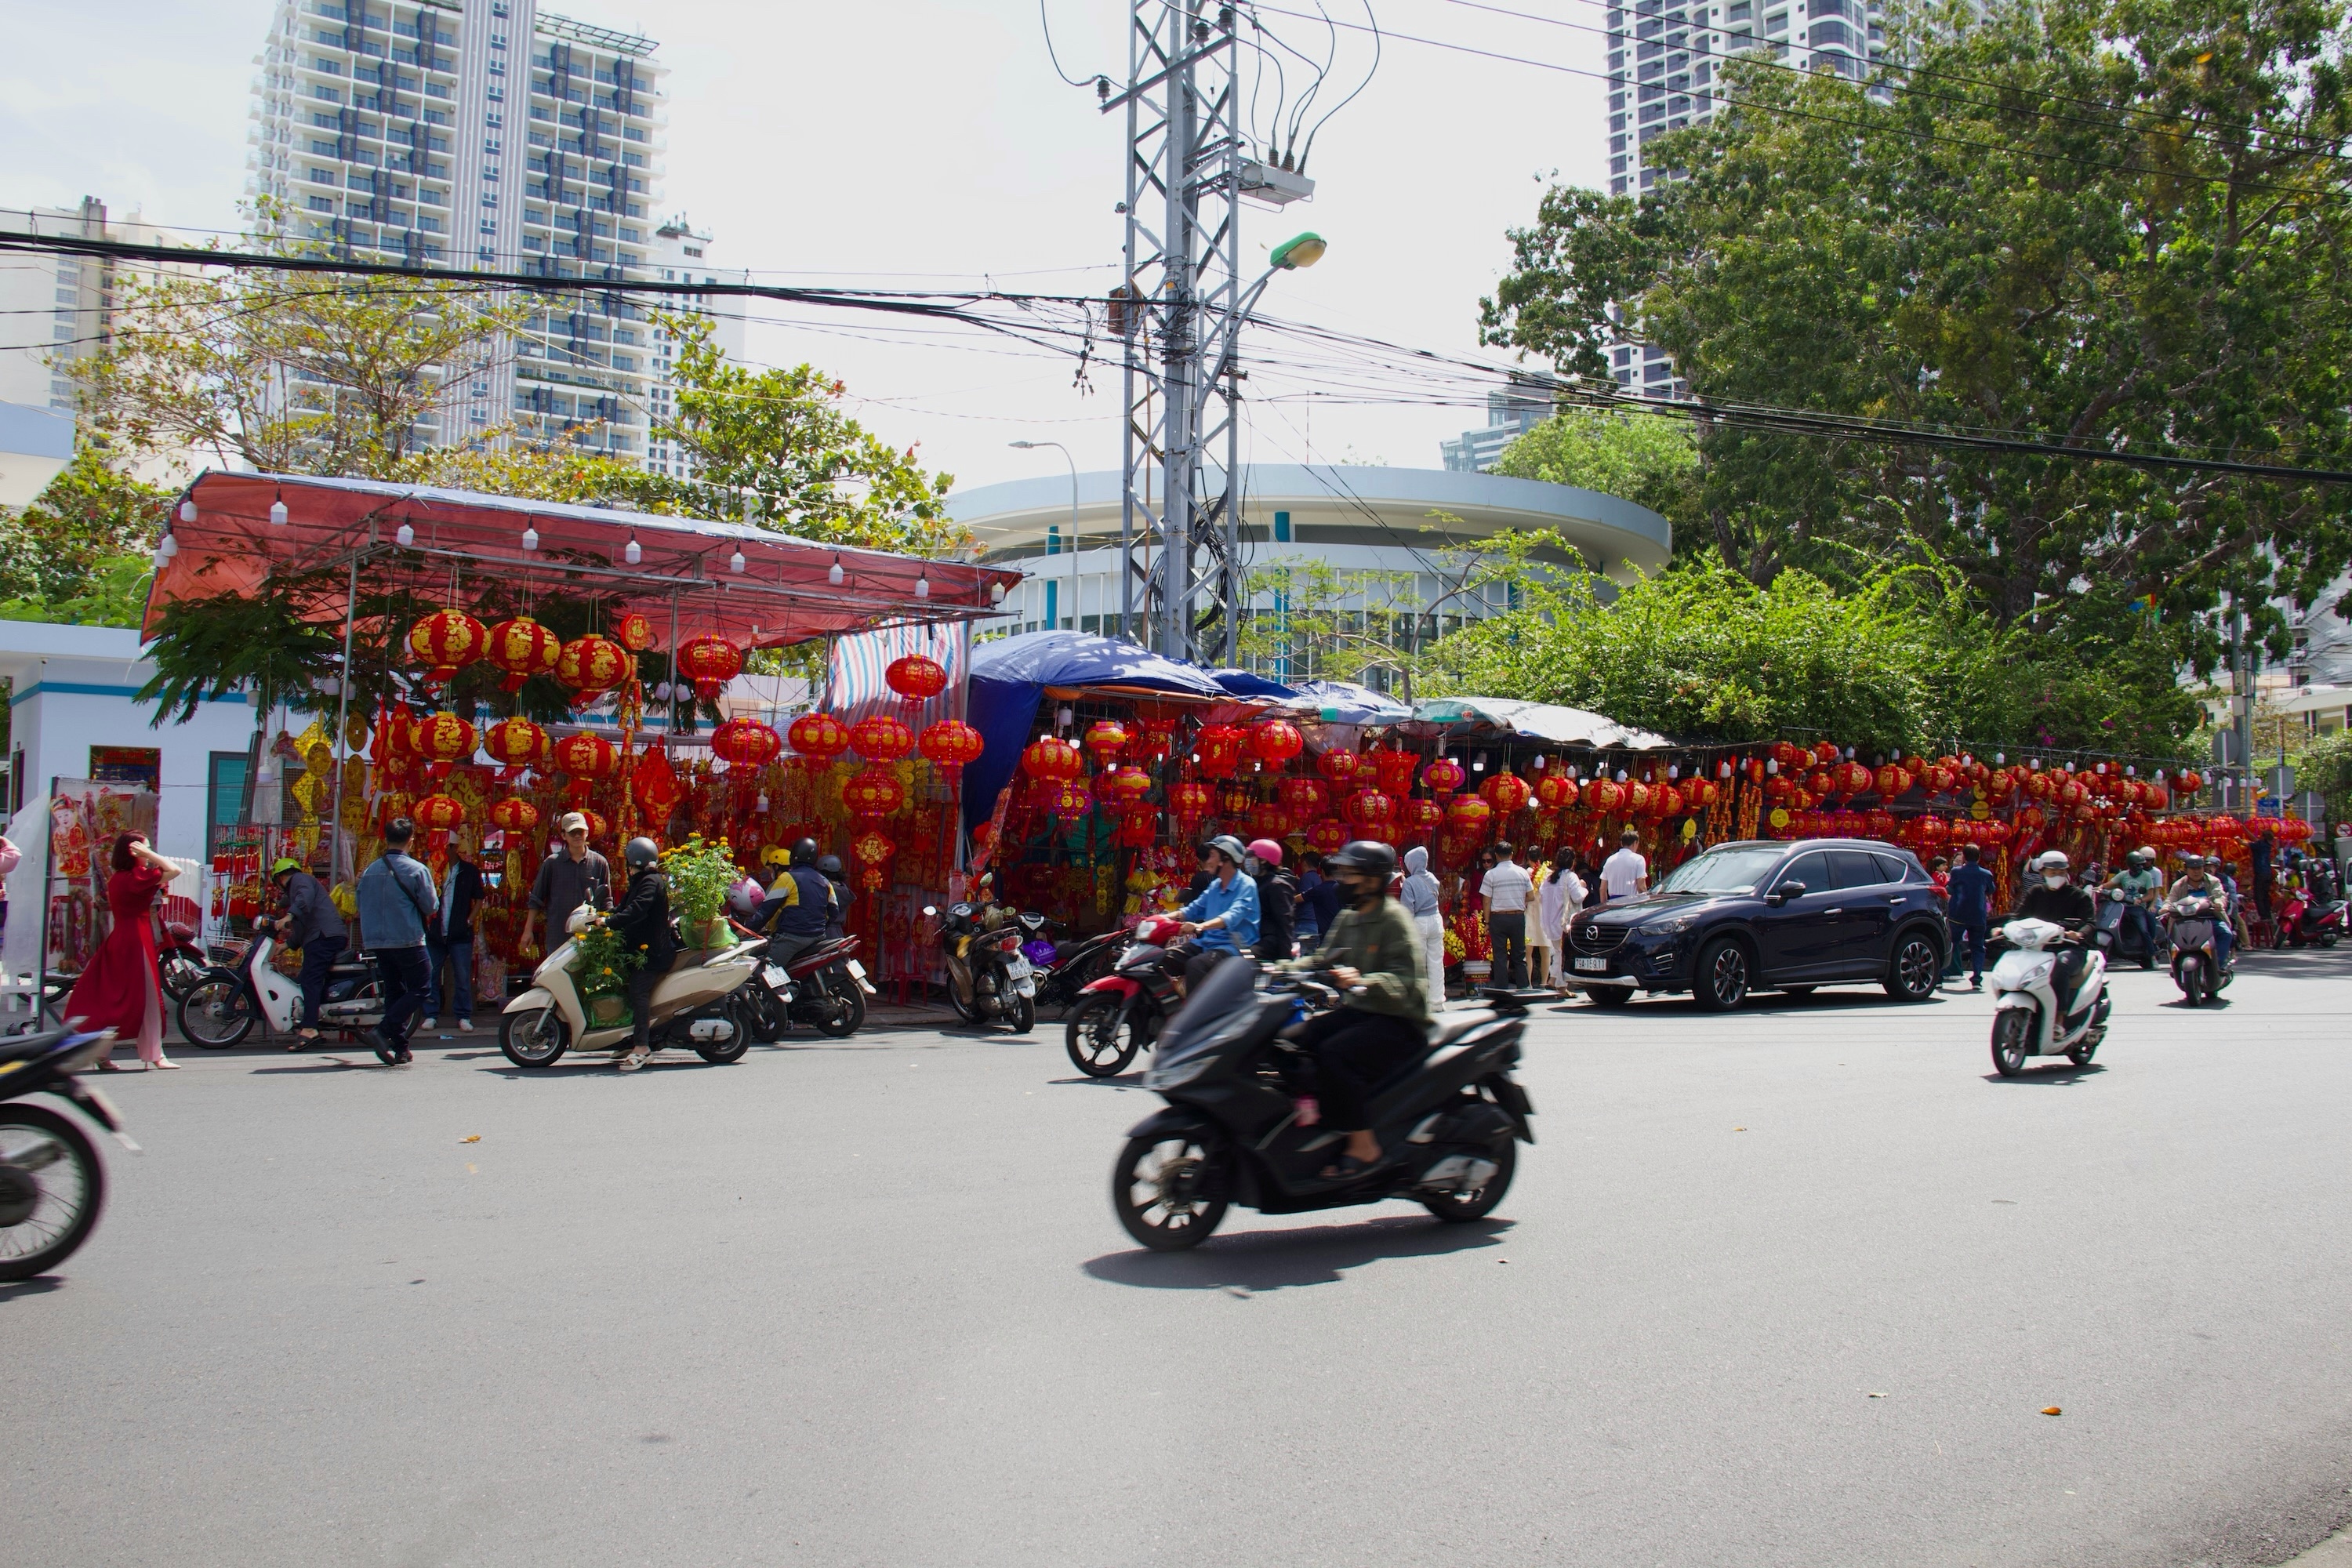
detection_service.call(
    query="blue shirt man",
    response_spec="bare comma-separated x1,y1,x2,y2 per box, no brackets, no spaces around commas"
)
1180,839,1261,953
1944,848,1997,987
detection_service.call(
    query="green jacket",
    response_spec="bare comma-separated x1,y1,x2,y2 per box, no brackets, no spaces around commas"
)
1298,895,1429,1023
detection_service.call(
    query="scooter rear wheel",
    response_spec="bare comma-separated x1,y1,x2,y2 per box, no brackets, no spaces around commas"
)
1421,1138,1516,1223
0,1105,104,1283
1112,1134,1228,1251
1005,994,1036,1035
1991,1010,2031,1077
806,971,864,1039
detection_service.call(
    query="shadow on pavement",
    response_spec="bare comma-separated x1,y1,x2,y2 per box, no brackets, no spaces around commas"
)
1981,1062,2107,1086
0,1276,67,1303
1046,1073,1142,1088
1083,1214,1513,1292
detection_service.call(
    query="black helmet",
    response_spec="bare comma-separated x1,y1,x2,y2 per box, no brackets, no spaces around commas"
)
1327,839,1397,880
790,837,820,866
624,836,661,872
816,854,846,880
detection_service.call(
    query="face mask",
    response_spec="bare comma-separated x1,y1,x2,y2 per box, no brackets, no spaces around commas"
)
2044,874,2067,889
1243,855,1262,875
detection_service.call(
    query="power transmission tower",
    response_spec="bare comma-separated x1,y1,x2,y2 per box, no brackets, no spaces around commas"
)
1108,2,1245,665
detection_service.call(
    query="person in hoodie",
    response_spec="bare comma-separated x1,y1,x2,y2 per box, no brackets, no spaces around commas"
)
1399,844,1446,1011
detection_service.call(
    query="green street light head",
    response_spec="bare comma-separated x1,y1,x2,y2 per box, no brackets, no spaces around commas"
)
1270,231,1327,271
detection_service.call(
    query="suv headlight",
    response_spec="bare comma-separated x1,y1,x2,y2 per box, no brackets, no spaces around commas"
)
1644,916,1694,938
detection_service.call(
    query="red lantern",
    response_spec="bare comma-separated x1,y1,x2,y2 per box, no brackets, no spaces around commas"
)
2175,769,2203,797
1279,775,1330,819
406,609,489,686
1171,780,1214,826
1400,797,1444,837
410,710,479,767
711,717,785,770
788,711,851,765
1813,742,1842,768
1102,766,1155,814
850,713,915,764
1250,801,1293,841
1083,720,1130,767
675,634,743,702
575,809,608,842
843,765,908,818
1479,773,1530,817
918,719,985,781
632,746,682,818
1424,758,1466,799
1194,724,1243,779
1250,720,1304,765
1345,789,1396,832
1535,774,1580,812
1043,779,1093,823
555,633,631,699
482,715,550,776
1585,779,1628,815
851,828,897,891
1374,749,1419,798
412,793,464,832
488,797,540,834
554,731,617,781
1686,778,1721,809
1446,796,1491,837
1650,783,1685,818
1021,736,1084,783
485,615,561,692
1318,749,1363,786
612,612,658,654
1306,818,1348,855
1875,764,1913,799
1770,741,1806,771
885,653,948,707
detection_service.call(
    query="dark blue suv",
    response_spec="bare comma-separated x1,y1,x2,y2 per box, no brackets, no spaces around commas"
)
1563,838,1947,1011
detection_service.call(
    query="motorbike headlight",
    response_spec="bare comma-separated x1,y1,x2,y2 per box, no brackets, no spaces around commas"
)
1143,1056,1211,1092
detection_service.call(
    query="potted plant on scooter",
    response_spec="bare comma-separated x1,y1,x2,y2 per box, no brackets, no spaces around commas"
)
660,834,742,951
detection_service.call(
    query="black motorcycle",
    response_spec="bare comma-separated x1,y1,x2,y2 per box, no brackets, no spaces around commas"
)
743,931,872,1040
1,1026,139,1281
2165,894,2234,1006
1109,958,1537,1252
1025,916,1128,1018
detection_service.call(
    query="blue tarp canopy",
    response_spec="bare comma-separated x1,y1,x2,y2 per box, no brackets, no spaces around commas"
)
1288,680,1416,726
963,631,1235,829
1207,668,1300,699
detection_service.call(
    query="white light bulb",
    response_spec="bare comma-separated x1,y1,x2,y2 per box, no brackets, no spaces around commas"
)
729,549,746,574
159,532,180,561
396,522,415,547
989,582,1004,604
178,499,196,524
828,556,844,586
521,525,539,551
755,793,769,813
625,536,641,564
151,543,172,570
915,574,930,600
270,497,289,526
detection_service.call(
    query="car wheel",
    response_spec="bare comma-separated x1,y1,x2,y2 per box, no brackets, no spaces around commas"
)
1691,937,1751,1011
1883,931,1941,1003
1584,985,1634,1009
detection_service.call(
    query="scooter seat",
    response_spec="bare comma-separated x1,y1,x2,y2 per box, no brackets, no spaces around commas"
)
1423,1011,1490,1049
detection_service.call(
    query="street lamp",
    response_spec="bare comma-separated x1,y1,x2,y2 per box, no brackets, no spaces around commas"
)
1269,230,1327,271
1009,439,1079,635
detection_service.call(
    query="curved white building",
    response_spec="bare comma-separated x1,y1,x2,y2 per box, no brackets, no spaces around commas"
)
949,463,1672,664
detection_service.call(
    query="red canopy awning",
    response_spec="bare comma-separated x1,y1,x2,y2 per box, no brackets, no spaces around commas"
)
147,470,1022,648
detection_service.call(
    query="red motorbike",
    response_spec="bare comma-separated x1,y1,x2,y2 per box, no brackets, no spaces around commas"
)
2278,890,2347,949
1064,915,1190,1078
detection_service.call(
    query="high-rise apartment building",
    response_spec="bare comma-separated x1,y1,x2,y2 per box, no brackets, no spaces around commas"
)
0,199,190,415
1603,0,1884,397
245,0,683,465
641,216,747,481
1439,377,1556,473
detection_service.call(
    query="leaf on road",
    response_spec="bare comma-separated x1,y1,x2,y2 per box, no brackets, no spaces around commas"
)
1867,1392,1886,1398
2042,1406,2063,1416
459,1134,481,1143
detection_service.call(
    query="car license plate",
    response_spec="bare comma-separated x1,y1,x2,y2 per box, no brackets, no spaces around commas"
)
1573,956,1609,973
762,964,790,988
844,959,868,982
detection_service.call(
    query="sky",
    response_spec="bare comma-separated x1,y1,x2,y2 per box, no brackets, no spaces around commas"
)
0,0,1611,494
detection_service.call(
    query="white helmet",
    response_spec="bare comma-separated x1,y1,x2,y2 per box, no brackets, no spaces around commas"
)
2031,851,2071,875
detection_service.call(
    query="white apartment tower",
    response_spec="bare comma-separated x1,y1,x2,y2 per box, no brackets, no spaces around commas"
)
246,0,684,465
1605,0,1884,396
643,216,748,481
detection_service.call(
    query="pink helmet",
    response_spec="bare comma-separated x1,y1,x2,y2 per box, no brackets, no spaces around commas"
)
1247,837,1285,867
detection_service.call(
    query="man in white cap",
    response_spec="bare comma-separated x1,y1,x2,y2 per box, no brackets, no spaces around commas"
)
525,811,611,956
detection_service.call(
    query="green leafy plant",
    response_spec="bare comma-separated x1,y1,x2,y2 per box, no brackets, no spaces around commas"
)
571,920,642,1003
660,833,741,942
137,572,347,725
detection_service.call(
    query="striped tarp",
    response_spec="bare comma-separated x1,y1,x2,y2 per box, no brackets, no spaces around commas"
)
825,621,970,728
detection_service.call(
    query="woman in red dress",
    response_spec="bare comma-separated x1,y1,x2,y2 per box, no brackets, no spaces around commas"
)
64,832,179,1071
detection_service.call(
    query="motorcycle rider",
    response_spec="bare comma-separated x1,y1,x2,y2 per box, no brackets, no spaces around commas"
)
604,836,677,1073
1279,839,1430,1182
754,837,839,967
1174,834,1259,991
1247,837,1299,962
2015,850,2096,1007
2165,853,2234,973
816,853,853,942
2103,846,2165,970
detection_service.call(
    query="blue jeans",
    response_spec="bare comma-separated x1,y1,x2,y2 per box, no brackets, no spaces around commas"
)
1950,918,1987,981
2118,904,2158,965
373,946,433,1045
426,935,475,1020
2212,919,2234,971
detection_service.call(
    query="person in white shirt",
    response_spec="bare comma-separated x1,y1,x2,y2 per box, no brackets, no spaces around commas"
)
1600,829,1649,903
1481,840,1535,987
1537,857,1582,982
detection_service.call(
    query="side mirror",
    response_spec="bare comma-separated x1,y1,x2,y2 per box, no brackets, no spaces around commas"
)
1766,880,1806,907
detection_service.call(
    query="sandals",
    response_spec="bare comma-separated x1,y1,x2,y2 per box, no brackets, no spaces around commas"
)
287,1031,320,1051
1319,1152,1382,1182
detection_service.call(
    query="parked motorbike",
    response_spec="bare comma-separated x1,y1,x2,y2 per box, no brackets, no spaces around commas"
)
1025,916,1128,1018
1065,914,1189,1077
1109,957,1537,1252
742,931,873,1040
176,918,389,1058
158,921,209,1001
927,901,1036,1033
2277,889,2347,949
2165,894,2234,1006
499,906,763,1068
1987,916,2111,1076
0,1025,138,1282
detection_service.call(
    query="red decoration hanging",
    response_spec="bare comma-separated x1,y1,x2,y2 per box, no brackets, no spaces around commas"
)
1345,789,1396,832
1171,780,1214,827
1082,720,1130,767
612,612,658,654
1279,775,1330,819
412,793,465,832
884,653,949,708
843,765,908,818
1400,797,1444,838
482,715,550,777
1374,748,1419,798
410,710,479,768
553,731,618,782
1446,797,1492,837
852,828,897,891
1424,757,1466,799
555,633,631,699
1249,720,1305,764
1585,779,1628,814
1021,735,1084,782
1317,748,1362,786
485,615,561,692
787,711,851,765
1043,779,1093,823
1306,818,1348,855
1874,763,1913,799
406,608,489,687
1249,801,1293,841
1194,724,1244,779
675,634,744,702
1479,773,1530,816
850,713,915,764
631,745,682,818
918,719,985,781
488,797,540,834
1534,774,1580,812
711,718,785,770
1102,766,1155,814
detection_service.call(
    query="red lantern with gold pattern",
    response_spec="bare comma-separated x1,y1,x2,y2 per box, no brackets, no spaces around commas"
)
412,793,465,832
1194,724,1243,779
553,731,617,782
2174,769,2203,797
1832,760,1871,797
612,612,658,654
406,608,489,687
788,711,851,765
1279,775,1330,820
1424,757,1466,799
850,713,915,764
1102,765,1155,815
1374,748,1419,798
1306,818,1348,855
1043,779,1093,824
1250,720,1305,765
843,765,908,818
632,745,681,819
918,719,984,782
1535,773,1580,812
411,710,479,768
1021,735,1084,783
1686,778,1721,810
1249,801,1293,841
1650,783,1685,818
482,715,550,776
1445,796,1491,837
574,809,608,842
1813,742,1842,769
1345,789,1396,833
1400,797,1445,838
884,653,949,709
1171,780,1214,827
555,633,631,699
485,615,561,693
710,718,785,771
1624,781,1652,816
674,634,742,702
1317,748,1362,786
1479,772,1530,817
1874,763,1913,799
488,797,540,835
1082,720,1129,769
1584,778,1628,815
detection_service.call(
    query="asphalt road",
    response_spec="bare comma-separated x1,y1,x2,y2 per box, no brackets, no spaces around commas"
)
9,948,2352,1568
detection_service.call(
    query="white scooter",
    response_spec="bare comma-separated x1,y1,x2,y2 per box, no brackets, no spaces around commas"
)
1987,916,2110,1076
176,918,391,1057
498,905,764,1069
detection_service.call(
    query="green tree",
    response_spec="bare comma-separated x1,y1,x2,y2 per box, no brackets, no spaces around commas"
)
0,446,169,610
0,556,154,629
2292,728,2352,821
1493,408,1700,536
1477,0,2352,666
